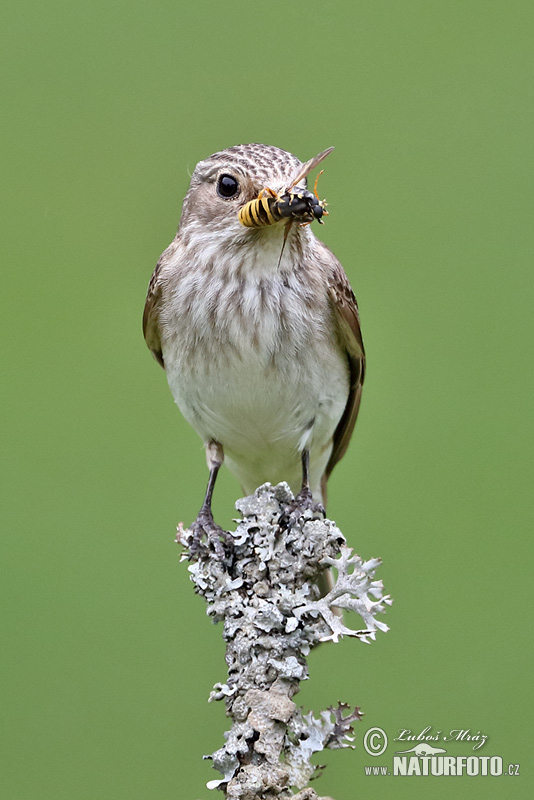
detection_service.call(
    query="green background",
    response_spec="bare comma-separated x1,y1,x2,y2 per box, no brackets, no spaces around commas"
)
2,1,531,797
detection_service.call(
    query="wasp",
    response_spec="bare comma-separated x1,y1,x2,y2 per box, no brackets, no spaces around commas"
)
238,146,334,229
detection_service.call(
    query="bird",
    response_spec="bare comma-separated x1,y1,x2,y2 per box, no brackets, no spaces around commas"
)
143,143,365,555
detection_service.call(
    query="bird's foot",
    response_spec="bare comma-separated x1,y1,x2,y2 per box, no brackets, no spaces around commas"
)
188,508,233,561
279,487,325,530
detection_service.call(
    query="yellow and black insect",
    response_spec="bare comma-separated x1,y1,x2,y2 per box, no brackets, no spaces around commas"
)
238,147,333,229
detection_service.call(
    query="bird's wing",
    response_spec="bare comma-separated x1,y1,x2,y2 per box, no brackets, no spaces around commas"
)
323,257,366,488
143,258,165,368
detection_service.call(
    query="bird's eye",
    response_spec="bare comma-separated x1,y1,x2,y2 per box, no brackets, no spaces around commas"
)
217,174,240,199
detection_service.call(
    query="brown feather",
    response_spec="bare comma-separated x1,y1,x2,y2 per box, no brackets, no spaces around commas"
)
323,261,366,486
143,259,165,369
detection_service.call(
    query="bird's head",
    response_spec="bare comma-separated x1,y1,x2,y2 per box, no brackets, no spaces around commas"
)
178,144,332,252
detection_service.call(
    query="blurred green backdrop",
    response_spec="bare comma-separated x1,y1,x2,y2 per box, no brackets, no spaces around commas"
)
1,1,531,798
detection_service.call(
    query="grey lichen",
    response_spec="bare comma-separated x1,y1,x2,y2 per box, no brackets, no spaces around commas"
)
177,483,391,799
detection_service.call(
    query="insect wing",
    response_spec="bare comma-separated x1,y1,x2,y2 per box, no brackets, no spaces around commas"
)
286,146,334,190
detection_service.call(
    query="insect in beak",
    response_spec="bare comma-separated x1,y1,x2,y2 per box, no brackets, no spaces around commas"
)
238,147,333,229
272,172,329,225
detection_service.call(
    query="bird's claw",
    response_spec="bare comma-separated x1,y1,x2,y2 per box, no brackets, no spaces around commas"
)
279,487,325,530
188,509,233,561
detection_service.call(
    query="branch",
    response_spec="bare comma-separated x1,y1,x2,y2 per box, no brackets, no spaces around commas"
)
177,483,392,799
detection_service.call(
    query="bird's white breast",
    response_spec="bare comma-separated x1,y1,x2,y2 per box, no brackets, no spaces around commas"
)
160,229,349,496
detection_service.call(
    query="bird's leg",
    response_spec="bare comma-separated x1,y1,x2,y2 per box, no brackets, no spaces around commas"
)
295,449,326,514
279,449,326,529
189,441,232,560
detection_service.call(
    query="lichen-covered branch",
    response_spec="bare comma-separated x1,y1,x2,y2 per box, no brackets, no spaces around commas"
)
177,483,392,799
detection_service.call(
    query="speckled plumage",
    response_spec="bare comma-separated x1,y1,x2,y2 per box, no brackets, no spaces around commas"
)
143,144,365,505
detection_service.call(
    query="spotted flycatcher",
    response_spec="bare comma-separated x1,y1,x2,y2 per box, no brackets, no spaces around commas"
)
143,144,365,552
